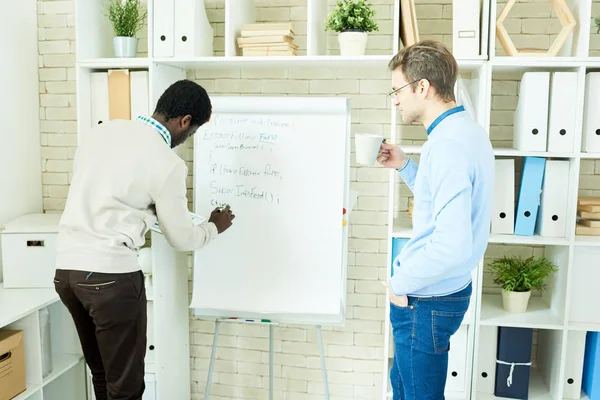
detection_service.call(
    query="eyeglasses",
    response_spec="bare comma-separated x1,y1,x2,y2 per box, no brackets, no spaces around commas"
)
387,79,422,101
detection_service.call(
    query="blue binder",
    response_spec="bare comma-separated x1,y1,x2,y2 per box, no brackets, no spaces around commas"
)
390,238,409,277
494,327,533,399
583,331,600,399
514,157,546,236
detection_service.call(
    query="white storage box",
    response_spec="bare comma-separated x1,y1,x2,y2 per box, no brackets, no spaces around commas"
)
0,213,61,288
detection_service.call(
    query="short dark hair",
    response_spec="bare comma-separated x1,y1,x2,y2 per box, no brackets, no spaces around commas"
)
154,79,212,126
388,40,458,102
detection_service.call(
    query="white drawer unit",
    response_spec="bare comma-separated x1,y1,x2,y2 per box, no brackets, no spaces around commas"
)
1,213,61,289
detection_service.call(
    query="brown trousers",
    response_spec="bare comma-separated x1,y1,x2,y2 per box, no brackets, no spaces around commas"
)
53,269,147,400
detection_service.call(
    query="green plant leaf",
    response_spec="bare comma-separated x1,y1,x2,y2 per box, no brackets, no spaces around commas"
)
488,255,558,293
103,0,147,38
595,16,600,34
325,0,379,33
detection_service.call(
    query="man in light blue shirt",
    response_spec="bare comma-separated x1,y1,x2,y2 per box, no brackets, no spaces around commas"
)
378,40,494,399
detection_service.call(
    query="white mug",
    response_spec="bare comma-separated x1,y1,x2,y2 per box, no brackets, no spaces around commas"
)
355,133,384,165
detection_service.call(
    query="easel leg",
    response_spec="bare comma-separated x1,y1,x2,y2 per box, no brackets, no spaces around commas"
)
316,325,330,399
205,320,221,400
269,324,274,400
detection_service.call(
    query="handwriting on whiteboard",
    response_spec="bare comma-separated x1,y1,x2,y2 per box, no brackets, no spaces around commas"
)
199,114,292,209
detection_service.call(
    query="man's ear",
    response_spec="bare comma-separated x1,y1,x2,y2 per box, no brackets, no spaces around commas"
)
180,114,192,129
418,79,431,98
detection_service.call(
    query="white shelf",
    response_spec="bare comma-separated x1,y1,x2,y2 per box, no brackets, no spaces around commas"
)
149,56,486,70
477,368,553,400
12,385,42,400
392,224,570,246
77,57,150,69
387,389,470,399
0,284,58,327
488,233,570,246
73,56,492,71
568,321,600,332
479,295,563,329
400,145,421,154
493,148,577,158
391,225,411,239
153,55,394,69
42,353,84,387
491,57,592,72
399,146,577,159
574,235,600,246
580,152,600,159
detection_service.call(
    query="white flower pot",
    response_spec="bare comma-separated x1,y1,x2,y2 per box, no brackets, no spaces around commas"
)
338,30,368,56
113,36,138,58
502,290,531,313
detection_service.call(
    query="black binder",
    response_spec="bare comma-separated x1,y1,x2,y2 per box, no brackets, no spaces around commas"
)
494,326,533,399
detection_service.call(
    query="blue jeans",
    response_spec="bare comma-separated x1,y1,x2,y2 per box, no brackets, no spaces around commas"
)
389,283,472,400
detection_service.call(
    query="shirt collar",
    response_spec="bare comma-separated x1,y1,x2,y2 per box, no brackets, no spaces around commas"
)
426,105,465,135
136,115,172,148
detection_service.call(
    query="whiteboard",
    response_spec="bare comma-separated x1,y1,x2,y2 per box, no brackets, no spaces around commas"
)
190,96,350,325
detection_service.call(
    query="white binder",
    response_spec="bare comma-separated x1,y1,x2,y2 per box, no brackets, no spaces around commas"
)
174,0,214,57
563,331,586,399
476,326,498,394
452,0,480,58
535,160,569,237
90,72,109,128
153,0,175,57
583,72,600,153
130,71,150,119
547,72,577,153
570,247,600,325
145,301,154,365
491,159,515,235
446,324,468,393
514,72,550,152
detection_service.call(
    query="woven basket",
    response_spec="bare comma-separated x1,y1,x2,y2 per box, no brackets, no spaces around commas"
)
408,201,414,222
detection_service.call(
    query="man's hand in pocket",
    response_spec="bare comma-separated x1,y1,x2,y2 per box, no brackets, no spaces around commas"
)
381,280,409,308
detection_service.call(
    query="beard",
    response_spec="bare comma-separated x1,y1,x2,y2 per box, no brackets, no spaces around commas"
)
401,109,420,125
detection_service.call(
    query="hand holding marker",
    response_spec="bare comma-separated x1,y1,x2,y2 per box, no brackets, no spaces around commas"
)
209,204,235,233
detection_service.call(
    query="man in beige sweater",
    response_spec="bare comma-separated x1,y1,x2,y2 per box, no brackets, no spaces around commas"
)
53,80,234,400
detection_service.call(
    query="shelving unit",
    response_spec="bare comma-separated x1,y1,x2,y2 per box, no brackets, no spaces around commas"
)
384,0,600,399
0,1,87,398
0,285,86,400
69,0,600,399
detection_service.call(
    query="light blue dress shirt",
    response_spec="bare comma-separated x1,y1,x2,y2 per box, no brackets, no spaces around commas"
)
390,106,495,297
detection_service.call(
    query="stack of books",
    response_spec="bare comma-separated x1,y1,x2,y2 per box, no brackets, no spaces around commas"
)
237,23,297,56
576,196,600,235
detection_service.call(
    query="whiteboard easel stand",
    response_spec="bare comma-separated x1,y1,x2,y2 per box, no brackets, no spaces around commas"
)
204,318,330,400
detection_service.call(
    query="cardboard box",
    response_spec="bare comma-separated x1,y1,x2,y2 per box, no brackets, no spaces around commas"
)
0,213,61,288
0,330,26,400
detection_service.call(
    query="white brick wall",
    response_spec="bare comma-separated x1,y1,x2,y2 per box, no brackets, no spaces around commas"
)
36,0,600,398
185,64,391,398
494,0,562,56
495,0,600,57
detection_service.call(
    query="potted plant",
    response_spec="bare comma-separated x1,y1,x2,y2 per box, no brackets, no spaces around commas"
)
103,0,147,58
325,0,379,56
595,15,600,34
488,255,558,313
